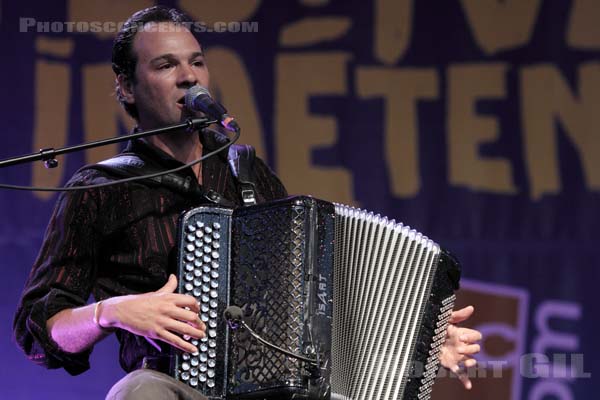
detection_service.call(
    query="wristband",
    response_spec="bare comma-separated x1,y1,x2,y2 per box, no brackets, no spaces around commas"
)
93,301,114,332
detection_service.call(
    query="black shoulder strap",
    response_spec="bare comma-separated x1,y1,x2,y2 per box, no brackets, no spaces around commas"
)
228,144,258,206
81,153,233,206
82,144,259,208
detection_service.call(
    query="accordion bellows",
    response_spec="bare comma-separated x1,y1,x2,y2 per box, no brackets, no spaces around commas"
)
173,196,460,400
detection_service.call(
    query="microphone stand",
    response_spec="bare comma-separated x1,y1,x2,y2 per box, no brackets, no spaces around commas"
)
0,117,217,169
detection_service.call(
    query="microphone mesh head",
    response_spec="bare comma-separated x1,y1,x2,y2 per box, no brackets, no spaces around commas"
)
185,85,211,110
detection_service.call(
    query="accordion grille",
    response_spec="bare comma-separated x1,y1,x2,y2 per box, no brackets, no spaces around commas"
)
331,204,443,400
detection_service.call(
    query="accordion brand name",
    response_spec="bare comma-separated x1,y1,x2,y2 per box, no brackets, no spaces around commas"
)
317,274,328,315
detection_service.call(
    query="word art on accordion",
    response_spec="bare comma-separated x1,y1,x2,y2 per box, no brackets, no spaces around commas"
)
171,196,461,400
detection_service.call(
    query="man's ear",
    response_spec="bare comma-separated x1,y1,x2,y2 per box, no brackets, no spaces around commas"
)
116,74,135,105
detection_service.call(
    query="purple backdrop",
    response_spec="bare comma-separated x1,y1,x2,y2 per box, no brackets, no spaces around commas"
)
1,1,598,399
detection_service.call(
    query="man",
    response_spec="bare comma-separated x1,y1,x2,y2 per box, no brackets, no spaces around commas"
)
13,6,480,399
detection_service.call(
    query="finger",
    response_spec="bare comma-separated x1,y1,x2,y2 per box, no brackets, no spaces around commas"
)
167,307,206,330
451,365,473,390
449,305,474,324
164,319,206,339
169,294,201,312
459,343,481,355
156,329,198,354
459,329,483,343
156,274,178,294
464,358,478,368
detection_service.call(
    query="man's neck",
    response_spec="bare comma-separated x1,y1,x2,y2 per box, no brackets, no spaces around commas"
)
146,130,203,181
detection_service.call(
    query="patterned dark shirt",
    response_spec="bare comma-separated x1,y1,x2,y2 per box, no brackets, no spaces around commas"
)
13,129,287,375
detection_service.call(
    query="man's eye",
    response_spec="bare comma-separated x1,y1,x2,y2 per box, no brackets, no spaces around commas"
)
158,64,172,70
192,60,205,67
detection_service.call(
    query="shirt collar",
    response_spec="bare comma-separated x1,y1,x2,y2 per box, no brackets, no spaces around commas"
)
123,128,231,168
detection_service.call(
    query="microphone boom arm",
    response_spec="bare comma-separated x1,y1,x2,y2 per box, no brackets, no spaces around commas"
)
0,117,217,169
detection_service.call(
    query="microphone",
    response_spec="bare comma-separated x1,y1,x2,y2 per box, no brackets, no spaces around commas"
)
223,305,319,367
185,85,240,132
223,305,244,330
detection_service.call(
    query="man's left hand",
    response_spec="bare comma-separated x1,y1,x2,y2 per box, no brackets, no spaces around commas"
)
438,305,482,390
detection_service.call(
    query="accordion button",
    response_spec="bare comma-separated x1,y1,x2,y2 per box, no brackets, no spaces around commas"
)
182,353,190,361
203,255,211,263
191,368,198,377
186,244,195,252
208,330,217,338
190,377,199,386
193,288,202,297
194,250,202,258
185,263,194,271
209,320,217,328
212,242,220,249
208,359,215,368
203,265,211,274
211,271,219,279
187,225,196,232
202,285,210,293
200,343,208,352
210,281,218,289
191,358,199,367
194,279,202,287
185,273,193,281
207,370,215,378
201,304,209,313
186,254,194,262
211,251,219,259
207,380,215,388
200,364,207,372
199,374,206,383
194,259,202,267
209,310,217,318
194,269,202,277
185,283,193,291
209,290,218,298
186,234,195,242
212,232,220,240
204,226,213,234
213,222,221,229
195,230,204,238
203,245,211,253
196,221,204,228
203,275,210,283
209,300,217,308
181,371,190,381
211,261,219,269
195,240,203,248
201,295,209,303
208,349,216,358
181,362,190,371
204,236,212,244
208,339,216,348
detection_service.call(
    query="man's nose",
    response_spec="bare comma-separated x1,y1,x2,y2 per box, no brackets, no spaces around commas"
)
177,63,198,87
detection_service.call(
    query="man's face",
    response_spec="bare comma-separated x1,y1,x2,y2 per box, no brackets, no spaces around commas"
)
126,21,209,129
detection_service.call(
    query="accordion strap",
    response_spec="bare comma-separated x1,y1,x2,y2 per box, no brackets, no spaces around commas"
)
80,153,234,207
228,144,257,206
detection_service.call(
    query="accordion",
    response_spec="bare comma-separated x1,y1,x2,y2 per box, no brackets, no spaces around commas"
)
172,196,460,400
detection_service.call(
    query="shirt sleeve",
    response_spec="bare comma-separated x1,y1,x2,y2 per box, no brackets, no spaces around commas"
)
13,170,102,375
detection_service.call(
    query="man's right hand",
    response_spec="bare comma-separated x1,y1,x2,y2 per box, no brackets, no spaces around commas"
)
101,274,206,353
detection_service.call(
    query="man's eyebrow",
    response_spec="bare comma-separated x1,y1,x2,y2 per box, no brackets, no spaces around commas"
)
150,51,204,64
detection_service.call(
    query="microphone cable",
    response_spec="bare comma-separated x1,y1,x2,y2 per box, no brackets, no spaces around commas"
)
0,124,240,193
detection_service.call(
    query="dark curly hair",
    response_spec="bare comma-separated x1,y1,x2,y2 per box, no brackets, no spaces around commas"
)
112,6,195,120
